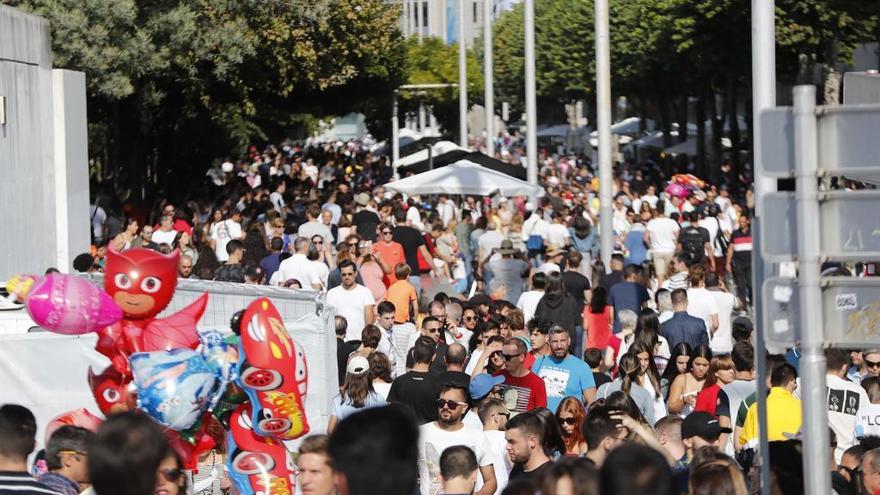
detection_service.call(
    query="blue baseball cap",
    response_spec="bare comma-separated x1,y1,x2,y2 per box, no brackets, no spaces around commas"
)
469,373,505,401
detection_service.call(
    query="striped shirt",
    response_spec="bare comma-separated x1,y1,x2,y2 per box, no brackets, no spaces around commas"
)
0,472,62,495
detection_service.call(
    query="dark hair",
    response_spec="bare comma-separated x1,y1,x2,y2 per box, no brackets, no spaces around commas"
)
0,404,36,459
527,316,552,335
732,317,753,343
600,443,675,495
368,351,393,383
225,239,244,255
377,301,396,316
731,342,755,373
690,344,713,368
440,445,478,480
623,264,642,279
670,288,688,306
539,457,598,495
825,348,850,372
45,425,94,470
338,259,356,272
506,412,545,446
662,342,694,387
422,316,441,329
270,236,284,251
543,272,567,299
532,407,567,458
88,412,172,495
581,405,621,450
532,272,549,290
327,406,419,495
412,336,437,364
360,325,381,349
583,348,604,369
589,286,608,314
335,315,348,338
630,342,662,399
617,353,641,396
770,363,798,387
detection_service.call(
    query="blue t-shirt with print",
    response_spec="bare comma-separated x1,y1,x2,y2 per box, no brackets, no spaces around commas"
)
532,354,596,412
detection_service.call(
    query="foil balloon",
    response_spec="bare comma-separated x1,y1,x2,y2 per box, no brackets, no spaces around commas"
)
167,417,217,471
43,409,103,443
88,365,137,416
235,298,309,440
25,274,122,335
664,182,688,199
198,330,239,410
130,349,217,431
227,404,297,495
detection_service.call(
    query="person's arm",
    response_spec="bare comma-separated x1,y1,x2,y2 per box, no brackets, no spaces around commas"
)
364,304,375,326
705,240,715,270
611,413,677,466
726,240,735,273
603,346,616,371
666,374,687,414
475,465,497,495
372,251,392,274
410,288,419,322
583,386,597,405
470,342,503,379
327,415,338,433
710,313,719,333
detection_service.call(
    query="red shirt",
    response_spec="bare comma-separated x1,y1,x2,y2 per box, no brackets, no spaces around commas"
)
493,370,547,413
694,383,721,417
584,306,612,350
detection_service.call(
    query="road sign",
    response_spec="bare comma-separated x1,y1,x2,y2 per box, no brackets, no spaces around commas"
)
758,103,880,179
761,277,880,347
761,190,880,262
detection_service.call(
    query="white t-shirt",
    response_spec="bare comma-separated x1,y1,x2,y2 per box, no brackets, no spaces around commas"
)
544,223,571,249
646,217,680,253
517,290,545,324
327,284,376,342
418,422,494,495
269,191,285,213
298,221,334,244
406,206,424,231
686,287,718,338
465,348,486,375
709,289,736,354
478,230,505,257
698,218,727,257
210,220,242,262
276,253,325,289
828,374,871,463
476,429,511,495
855,403,880,441
151,229,177,247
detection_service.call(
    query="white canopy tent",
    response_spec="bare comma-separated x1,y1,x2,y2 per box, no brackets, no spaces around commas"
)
385,160,543,197
394,140,467,168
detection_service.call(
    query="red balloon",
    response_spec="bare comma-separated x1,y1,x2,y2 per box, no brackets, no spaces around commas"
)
104,248,179,321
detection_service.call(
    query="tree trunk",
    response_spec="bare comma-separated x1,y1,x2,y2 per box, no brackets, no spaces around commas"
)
727,73,742,178
696,91,706,178
709,85,723,185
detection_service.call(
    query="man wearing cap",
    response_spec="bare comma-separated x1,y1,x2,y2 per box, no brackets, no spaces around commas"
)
352,193,380,242
482,241,530,304
681,411,731,453
417,383,497,495
463,374,506,430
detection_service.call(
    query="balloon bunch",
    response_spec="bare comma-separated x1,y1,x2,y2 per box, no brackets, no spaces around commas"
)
665,173,707,199
225,298,310,495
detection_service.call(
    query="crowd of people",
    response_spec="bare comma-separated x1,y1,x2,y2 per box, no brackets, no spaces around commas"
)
2,137,866,495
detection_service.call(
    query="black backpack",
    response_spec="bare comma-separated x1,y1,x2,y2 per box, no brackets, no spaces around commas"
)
681,226,706,262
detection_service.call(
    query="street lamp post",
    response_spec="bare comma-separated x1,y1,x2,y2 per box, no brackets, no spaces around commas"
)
524,0,537,185
484,0,495,157
595,0,613,272
458,0,468,148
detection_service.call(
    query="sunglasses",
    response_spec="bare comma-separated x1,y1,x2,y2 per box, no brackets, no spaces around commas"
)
382,231,393,235
348,242,359,247
558,417,577,426
867,360,880,368
159,468,183,482
437,399,467,410
58,450,87,457
464,316,477,321
313,240,323,245
503,353,522,361
494,411,510,419
425,327,441,334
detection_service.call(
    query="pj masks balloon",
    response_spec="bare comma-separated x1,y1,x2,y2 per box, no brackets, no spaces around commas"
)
130,348,217,431
104,248,179,320
26,274,122,335
88,365,136,416
226,404,297,495
235,298,309,440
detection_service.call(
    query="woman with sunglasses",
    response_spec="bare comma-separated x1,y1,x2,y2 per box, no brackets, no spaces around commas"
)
155,450,187,495
555,397,588,456
667,344,713,417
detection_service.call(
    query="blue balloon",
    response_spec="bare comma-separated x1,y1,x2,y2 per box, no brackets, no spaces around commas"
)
198,330,239,410
130,349,217,431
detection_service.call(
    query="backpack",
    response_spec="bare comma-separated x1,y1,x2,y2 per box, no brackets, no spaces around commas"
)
713,217,730,254
680,226,706,262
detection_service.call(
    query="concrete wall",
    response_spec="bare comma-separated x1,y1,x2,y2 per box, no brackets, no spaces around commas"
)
0,5,89,278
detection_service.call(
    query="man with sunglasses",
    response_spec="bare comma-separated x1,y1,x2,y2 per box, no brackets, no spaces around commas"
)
372,222,405,287
326,260,375,342
38,426,95,495
493,338,547,414
406,317,449,374
417,385,497,495
478,399,513,493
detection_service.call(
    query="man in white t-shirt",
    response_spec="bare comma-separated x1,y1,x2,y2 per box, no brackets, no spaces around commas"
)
698,205,730,275
298,203,334,244
543,213,571,250
516,273,547,324
645,209,680,284
685,267,719,338
476,399,512,495
478,222,505,263
326,260,376,342
276,237,325,290
269,180,286,214
826,348,871,464
151,215,178,247
210,211,243,263
705,273,736,354
418,384,497,495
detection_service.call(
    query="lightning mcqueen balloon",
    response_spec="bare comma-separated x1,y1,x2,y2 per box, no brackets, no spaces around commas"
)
227,404,297,495
235,298,308,441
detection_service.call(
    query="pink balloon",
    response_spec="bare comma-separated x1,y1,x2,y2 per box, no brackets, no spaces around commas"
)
665,183,687,199
26,275,123,335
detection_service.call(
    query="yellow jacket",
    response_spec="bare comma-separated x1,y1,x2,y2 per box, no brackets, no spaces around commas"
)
739,387,802,449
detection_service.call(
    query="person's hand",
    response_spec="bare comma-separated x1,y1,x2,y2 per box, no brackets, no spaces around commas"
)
726,263,732,273
486,342,504,354
682,393,697,406
609,412,639,431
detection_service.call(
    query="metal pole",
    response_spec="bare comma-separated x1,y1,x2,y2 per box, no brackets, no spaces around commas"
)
415,0,423,40
458,0,468,149
595,0,613,272
751,5,777,491
751,216,772,495
483,0,495,157
392,92,400,177
524,0,537,185
793,84,828,495
419,103,427,133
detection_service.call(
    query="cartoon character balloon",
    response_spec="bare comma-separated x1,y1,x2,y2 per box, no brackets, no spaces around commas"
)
101,247,209,360
88,365,137,416
235,298,308,441
25,274,122,334
226,404,297,495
